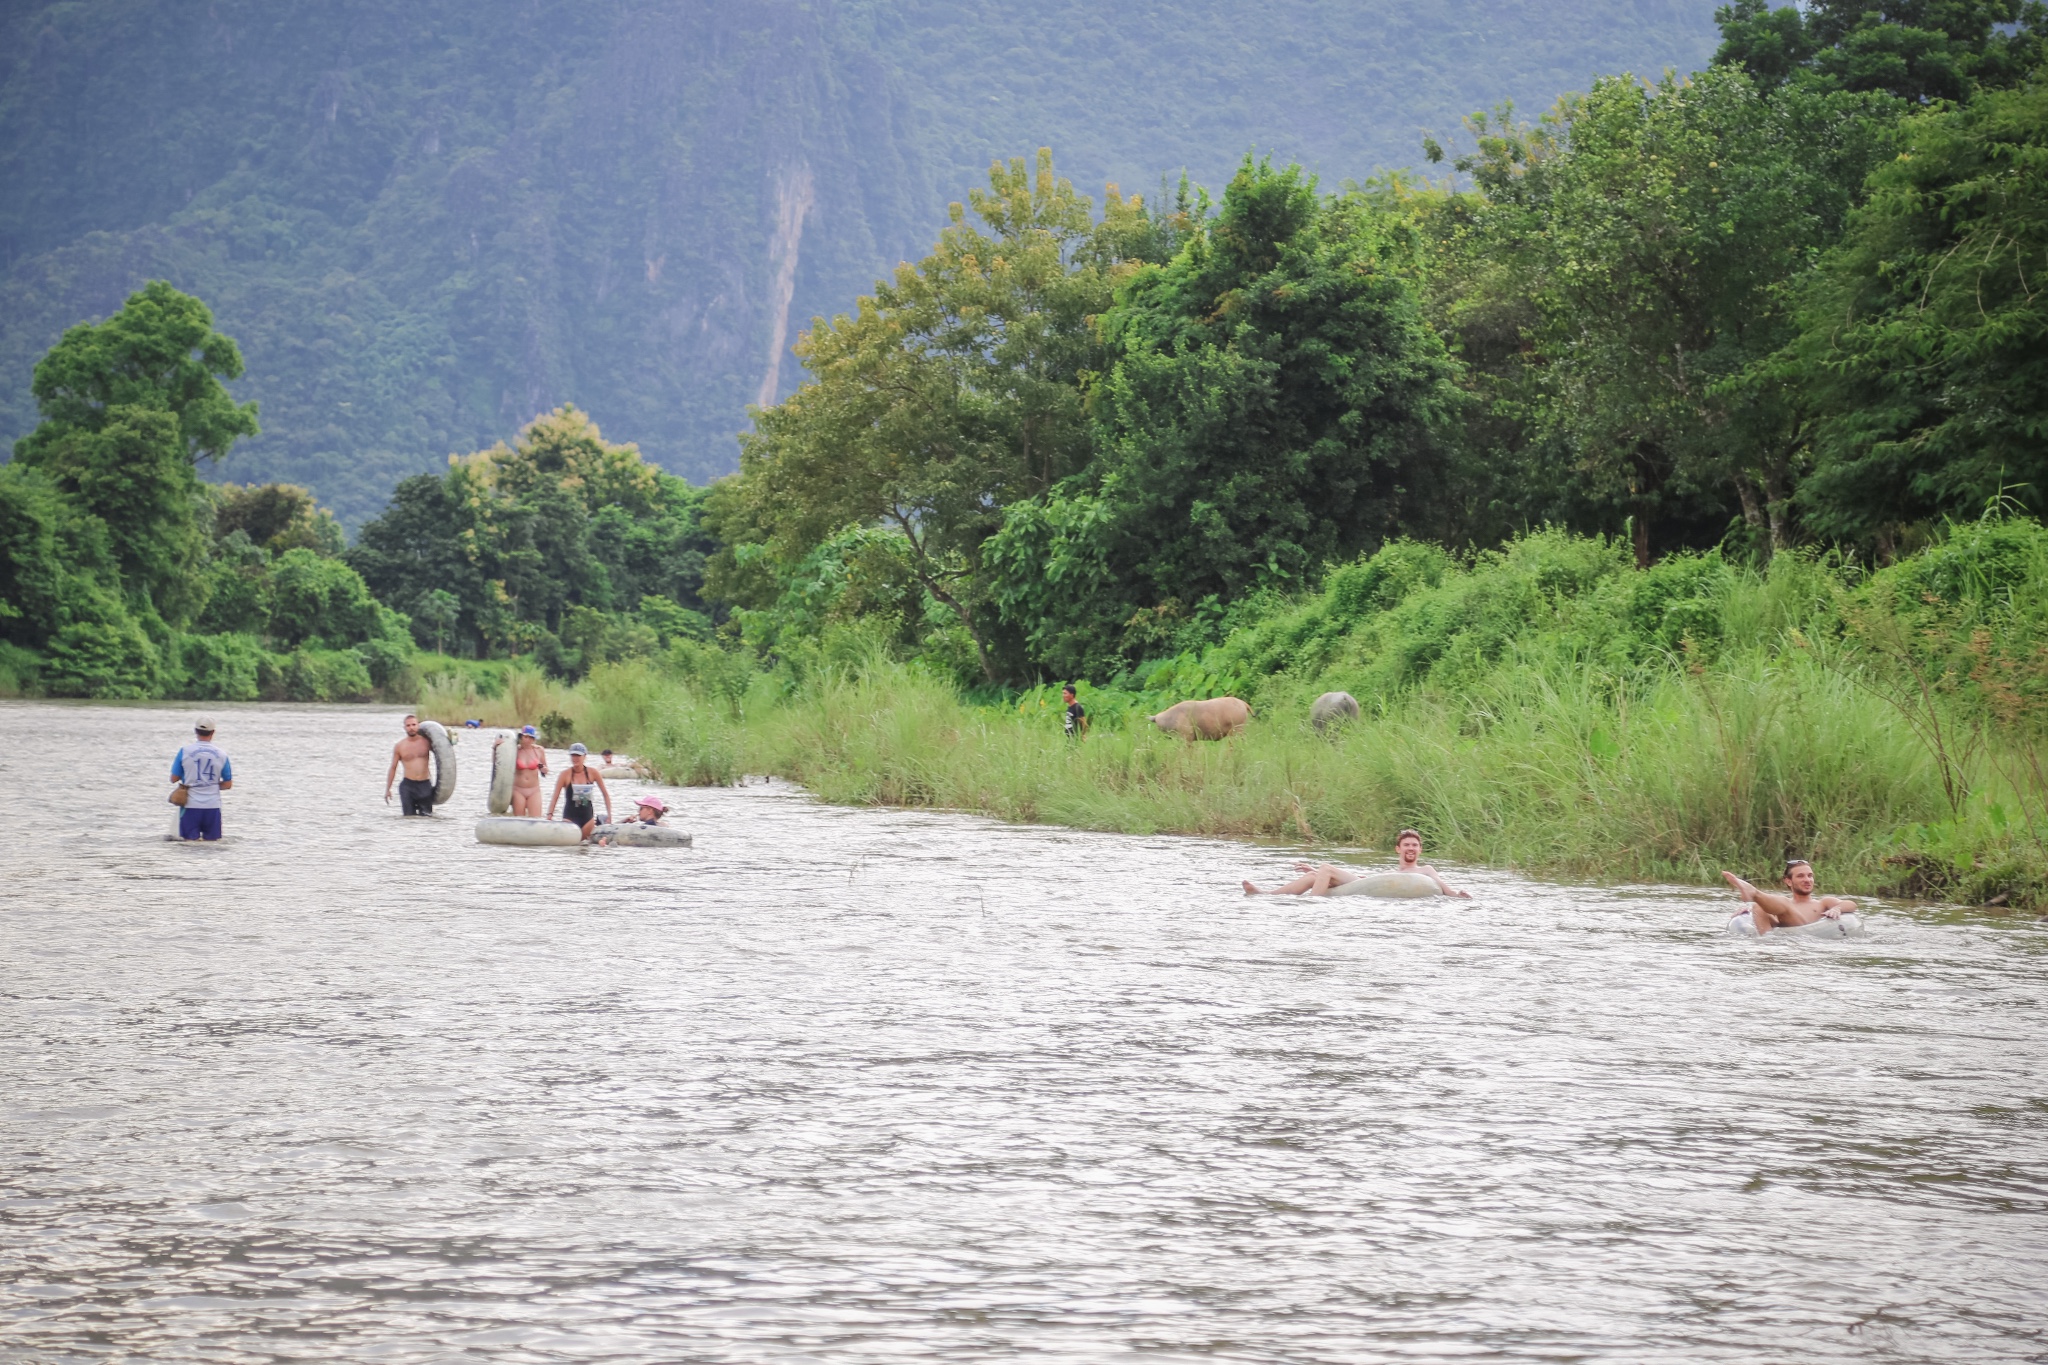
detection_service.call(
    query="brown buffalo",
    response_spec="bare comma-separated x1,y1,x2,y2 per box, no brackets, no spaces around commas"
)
1149,696,1252,740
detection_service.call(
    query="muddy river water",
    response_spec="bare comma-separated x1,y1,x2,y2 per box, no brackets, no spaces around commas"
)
2,700,2045,1363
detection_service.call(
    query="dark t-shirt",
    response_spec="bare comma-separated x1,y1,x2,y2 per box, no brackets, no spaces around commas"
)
1064,700,1086,736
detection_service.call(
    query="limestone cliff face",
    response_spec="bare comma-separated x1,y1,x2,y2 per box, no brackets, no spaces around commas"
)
0,1,930,521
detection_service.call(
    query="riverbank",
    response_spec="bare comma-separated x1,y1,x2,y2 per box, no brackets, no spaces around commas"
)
411,523,2048,909
417,648,2044,910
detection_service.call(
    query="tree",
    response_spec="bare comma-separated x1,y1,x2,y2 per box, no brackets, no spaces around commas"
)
707,149,1164,682
0,463,138,668
349,405,714,663
17,280,260,463
1431,70,1889,562
347,473,482,648
411,588,461,655
1796,74,2048,545
11,282,258,625
987,159,1458,676
267,547,382,649
1715,0,2048,102
212,482,344,556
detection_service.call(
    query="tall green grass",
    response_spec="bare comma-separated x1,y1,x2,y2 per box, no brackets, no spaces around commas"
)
536,524,2048,907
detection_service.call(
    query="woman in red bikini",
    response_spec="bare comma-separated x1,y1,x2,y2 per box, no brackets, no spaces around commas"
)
510,724,548,817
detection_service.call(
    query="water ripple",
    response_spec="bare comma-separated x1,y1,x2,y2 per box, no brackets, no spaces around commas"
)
3,700,2045,1362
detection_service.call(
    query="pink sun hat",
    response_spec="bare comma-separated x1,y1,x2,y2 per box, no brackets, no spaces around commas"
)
634,794,668,813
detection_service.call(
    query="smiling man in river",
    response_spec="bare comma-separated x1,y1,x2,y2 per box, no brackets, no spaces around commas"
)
384,713,436,816
1723,860,1855,932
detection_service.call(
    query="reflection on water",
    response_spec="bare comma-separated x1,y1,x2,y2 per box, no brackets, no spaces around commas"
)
3,700,2045,1363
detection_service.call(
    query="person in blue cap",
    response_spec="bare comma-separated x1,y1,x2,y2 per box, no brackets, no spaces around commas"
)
510,724,548,817
170,719,233,841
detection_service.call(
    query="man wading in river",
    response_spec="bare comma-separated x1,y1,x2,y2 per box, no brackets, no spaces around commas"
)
170,719,233,841
384,714,435,816
1723,860,1855,932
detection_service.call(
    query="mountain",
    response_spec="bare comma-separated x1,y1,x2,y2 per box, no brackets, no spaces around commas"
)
0,0,1721,526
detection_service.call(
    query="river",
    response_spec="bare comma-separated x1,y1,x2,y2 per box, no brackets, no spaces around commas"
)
3,700,2045,1363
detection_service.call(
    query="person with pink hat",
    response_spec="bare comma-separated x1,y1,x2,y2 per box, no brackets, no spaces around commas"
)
595,793,667,845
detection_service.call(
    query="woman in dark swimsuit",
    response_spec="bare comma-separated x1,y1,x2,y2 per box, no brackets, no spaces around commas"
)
548,743,612,839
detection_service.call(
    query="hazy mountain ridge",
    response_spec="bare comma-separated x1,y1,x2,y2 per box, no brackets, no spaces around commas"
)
0,1,1720,525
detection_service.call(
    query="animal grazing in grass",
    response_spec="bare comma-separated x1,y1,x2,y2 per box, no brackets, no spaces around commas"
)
1149,696,1252,740
1309,691,1359,732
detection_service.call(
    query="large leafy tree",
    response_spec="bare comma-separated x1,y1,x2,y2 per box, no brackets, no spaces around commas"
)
1796,74,2048,544
987,160,1457,676
1715,0,2047,102
349,404,715,666
1431,69,1889,562
706,150,1166,682
11,281,258,625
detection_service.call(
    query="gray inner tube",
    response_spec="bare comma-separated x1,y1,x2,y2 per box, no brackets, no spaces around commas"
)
591,822,692,847
420,720,457,806
1327,871,1441,899
489,737,515,815
475,815,584,847
1727,909,1865,938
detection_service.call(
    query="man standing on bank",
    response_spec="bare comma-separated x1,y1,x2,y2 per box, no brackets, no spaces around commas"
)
384,713,436,816
170,719,233,841
1063,684,1089,739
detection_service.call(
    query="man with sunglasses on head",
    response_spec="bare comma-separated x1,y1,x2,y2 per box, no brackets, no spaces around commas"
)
1722,859,1856,933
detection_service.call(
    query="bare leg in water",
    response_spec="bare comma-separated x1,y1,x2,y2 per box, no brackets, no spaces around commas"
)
1244,862,1359,896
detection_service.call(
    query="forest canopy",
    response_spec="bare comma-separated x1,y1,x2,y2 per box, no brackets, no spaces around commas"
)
3,0,2045,701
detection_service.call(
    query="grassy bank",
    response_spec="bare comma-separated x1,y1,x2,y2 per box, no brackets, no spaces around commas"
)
415,524,2048,909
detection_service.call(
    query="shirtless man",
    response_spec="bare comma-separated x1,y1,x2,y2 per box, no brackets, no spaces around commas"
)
1244,828,1470,897
384,713,436,816
1722,860,1855,933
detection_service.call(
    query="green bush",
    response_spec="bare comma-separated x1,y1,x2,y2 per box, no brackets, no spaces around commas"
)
261,647,376,702
41,617,160,698
268,548,381,649
178,632,265,701
0,641,41,696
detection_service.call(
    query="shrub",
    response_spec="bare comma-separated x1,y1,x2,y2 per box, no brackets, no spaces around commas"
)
179,632,265,700
42,617,160,698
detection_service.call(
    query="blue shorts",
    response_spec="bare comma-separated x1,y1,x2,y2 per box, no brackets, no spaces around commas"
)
178,807,223,841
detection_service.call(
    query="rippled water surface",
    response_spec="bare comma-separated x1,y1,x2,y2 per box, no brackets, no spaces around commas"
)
4,701,2047,1363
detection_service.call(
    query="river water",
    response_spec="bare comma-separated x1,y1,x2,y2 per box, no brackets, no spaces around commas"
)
3,700,2045,1363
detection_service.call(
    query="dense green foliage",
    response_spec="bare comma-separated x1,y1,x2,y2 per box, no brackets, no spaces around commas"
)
0,284,410,699
1714,0,2047,101
707,153,1171,682
349,406,717,679
0,1,1722,525
1797,77,2048,539
718,6,2048,688
464,519,2048,907
988,163,1456,677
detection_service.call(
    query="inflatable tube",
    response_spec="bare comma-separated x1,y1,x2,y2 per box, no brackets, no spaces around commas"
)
1726,909,1866,939
420,720,458,806
597,765,641,779
474,816,585,847
1328,871,1441,899
488,736,516,815
590,822,692,848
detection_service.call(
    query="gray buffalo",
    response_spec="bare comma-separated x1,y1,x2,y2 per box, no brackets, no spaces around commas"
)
1310,691,1360,732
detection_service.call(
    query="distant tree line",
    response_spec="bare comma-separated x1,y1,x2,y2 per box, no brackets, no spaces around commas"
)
713,0,2048,683
2,0,2043,697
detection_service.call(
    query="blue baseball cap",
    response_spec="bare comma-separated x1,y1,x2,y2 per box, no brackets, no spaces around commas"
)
520,724,537,736
568,743,587,755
